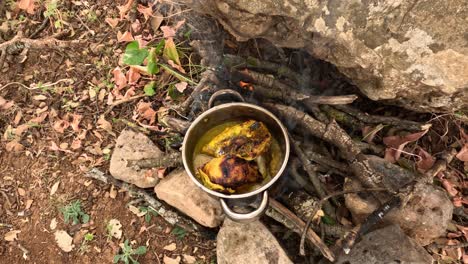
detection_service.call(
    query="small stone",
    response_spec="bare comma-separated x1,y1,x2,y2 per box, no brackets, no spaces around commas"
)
217,219,293,264
155,170,224,228
110,129,162,188
183,254,197,264
163,255,181,264
345,179,453,245
163,243,177,251
336,225,433,263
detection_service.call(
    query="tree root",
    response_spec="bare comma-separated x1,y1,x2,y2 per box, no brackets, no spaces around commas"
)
333,105,432,131
85,168,208,234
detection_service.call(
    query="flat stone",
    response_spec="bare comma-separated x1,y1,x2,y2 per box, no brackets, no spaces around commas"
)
109,129,162,188
154,170,224,228
336,225,433,263
217,219,293,264
345,179,453,246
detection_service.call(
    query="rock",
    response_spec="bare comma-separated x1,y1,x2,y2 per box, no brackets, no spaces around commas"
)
217,219,293,264
345,179,453,245
109,129,162,188
183,254,197,264
180,0,468,112
154,170,224,227
164,255,181,264
336,225,433,263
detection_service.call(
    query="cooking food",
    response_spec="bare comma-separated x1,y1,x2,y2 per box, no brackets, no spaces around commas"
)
194,119,280,194
198,155,262,193
201,120,272,160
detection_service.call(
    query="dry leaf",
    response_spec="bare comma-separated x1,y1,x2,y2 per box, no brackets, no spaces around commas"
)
25,199,33,209
362,124,384,143
49,141,73,153
0,96,14,110
117,0,135,19
441,178,458,197
97,116,115,136
135,102,157,124
416,148,435,173
383,130,428,163
150,12,164,32
128,205,146,217
137,4,153,21
456,144,468,162
71,139,82,149
53,120,70,133
71,114,82,132
29,112,48,124
50,218,57,230
105,17,119,28
109,185,117,199
6,141,24,152
4,230,21,241
160,20,185,38
18,0,36,14
54,230,74,252
32,95,47,101
167,59,185,73
108,219,122,239
127,66,141,84
117,31,134,42
163,255,181,264
131,19,142,32
50,181,60,196
183,255,197,264
112,67,127,90
175,82,188,93
163,243,177,251
17,187,26,196
13,111,23,125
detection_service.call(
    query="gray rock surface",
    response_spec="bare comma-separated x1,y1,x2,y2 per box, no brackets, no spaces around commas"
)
179,0,468,112
154,170,224,227
336,225,433,264
109,129,162,188
217,219,293,264
345,179,453,246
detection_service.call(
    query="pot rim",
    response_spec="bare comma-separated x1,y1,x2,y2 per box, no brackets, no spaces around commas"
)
182,102,290,199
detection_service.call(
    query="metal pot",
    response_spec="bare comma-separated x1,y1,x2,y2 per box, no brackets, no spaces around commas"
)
182,90,290,222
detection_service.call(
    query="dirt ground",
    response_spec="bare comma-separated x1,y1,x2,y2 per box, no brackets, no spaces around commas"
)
0,0,215,263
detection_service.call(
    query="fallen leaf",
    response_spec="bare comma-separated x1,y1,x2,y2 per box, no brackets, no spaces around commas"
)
50,181,60,196
108,219,122,239
0,96,14,110
53,119,70,133
163,38,181,66
416,147,435,173
167,59,186,73
117,0,135,19
6,141,24,152
131,19,142,32
183,254,196,264
32,95,47,101
50,218,57,230
137,4,153,21
71,114,82,132
135,102,157,124
54,230,74,252
97,116,115,136
127,66,141,84
29,112,48,124
163,243,177,251
4,230,21,241
109,185,117,199
362,124,384,143
112,67,127,90
49,141,73,153
17,188,26,196
25,199,33,209
163,255,181,264
441,178,458,197
117,31,134,42
150,12,164,32
13,111,23,125
175,82,188,93
71,139,82,149
456,144,468,162
383,130,428,163
105,17,119,28
18,0,36,14
128,205,146,217
160,20,185,38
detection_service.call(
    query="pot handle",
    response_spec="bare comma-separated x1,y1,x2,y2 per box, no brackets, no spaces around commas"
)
208,89,245,108
220,191,269,223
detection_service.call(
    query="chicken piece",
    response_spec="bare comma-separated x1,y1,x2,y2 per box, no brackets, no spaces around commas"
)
202,120,272,160
198,155,262,193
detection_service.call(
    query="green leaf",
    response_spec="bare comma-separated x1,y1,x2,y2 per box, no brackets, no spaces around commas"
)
171,226,187,240
113,255,121,263
163,38,181,66
147,49,159,75
144,213,151,223
81,213,90,224
84,233,94,241
159,63,196,85
167,84,183,100
133,246,147,255
123,41,149,66
154,39,165,54
321,215,336,225
144,81,156,96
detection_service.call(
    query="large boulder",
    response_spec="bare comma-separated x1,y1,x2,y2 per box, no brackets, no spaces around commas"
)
178,0,468,112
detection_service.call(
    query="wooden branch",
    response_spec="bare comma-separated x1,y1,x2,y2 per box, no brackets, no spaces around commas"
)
159,116,190,135
333,105,432,131
0,32,82,52
85,168,206,234
126,152,181,169
269,198,336,262
103,94,146,116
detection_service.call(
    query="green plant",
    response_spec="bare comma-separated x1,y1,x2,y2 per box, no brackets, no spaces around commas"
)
79,233,94,253
138,206,158,223
113,240,147,264
171,226,187,240
60,200,90,224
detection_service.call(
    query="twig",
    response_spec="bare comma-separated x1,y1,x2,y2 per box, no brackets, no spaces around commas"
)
126,152,181,169
320,105,364,130
299,187,387,256
0,223,13,228
269,198,335,262
341,196,401,254
85,168,205,233
303,148,348,172
289,159,320,195
423,149,457,181
17,243,29,260
0,32,82,52
428,242,468,249
103,94,146,116
159,116,190,134
333,105,432,131
0,78,74,92
29,17,50,39
0,48,6,70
